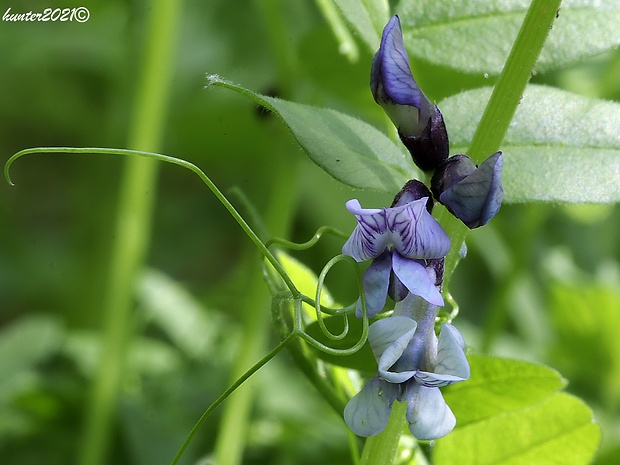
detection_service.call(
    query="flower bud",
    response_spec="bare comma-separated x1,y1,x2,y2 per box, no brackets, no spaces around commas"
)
391,179,433,212
431,152,504,228
371,16,449,171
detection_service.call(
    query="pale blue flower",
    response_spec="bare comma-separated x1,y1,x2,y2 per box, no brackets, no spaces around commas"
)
344,310,469,440
342,197,450,317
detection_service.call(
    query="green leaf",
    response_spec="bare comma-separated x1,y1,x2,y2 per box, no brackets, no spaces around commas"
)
434,392,601,465
207,74,415,193
64,331,182,378
442,355,566,426
137,269,220,361
441,85,620,203
397,0,620,75
277,252,336,310
331,0,389,52
0,315,64,386
548,279,620,409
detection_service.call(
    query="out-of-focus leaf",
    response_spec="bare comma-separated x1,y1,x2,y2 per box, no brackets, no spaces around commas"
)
441,85,620,203
277,251,335,312
64,332,182,378
138,269,220,361
434,392,601,465
207,74,416,193
548,278,620,410
397,0,620,75
331,0,389,52
0,315,63,387
443,355,566,426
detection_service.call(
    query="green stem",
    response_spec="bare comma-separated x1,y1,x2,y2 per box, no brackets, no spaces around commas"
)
467,0,562,162
213,134,299,465
441,0,562,286
77,1,181,464
314,0,359,61
171,331,298,465
5,146,300,298
359,401,407,465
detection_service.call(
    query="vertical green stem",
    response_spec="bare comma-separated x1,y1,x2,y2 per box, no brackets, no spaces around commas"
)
358,401,408,465
467,0,562,162
441,0,563,286
314,0,359,61
213,1,301,463
77,1,181,465
214,155,298,465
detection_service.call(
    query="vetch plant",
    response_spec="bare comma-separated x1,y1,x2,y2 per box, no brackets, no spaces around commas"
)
5,0,620,464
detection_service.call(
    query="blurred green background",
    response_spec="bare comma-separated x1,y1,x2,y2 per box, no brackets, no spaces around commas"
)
1,0,620,464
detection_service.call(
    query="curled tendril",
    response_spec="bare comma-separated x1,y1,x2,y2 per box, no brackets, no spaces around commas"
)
5,146,371,357
314,255,356,341
261,225,370,355
4,147,300,298
266,225,348,249
298,254,369,356
436,291,460,327
5,146,370,463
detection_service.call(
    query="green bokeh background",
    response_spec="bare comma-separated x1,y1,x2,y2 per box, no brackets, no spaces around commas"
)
1,1,619,464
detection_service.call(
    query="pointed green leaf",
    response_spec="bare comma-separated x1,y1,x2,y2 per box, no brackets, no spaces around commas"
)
434,392,601,465
207,74,415,192
441,85,620,203
398,0,620,75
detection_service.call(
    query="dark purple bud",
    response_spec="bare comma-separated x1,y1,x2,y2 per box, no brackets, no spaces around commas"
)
399,106,449,172
431,152,504,229
371,16,449,171
392,179,433,212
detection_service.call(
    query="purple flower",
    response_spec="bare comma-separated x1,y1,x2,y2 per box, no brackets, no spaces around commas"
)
342,195,450,317
431,152,504,229
371,15,449,171
344,297,470,440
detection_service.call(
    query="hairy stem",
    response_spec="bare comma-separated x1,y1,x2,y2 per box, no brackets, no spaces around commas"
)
440,0,563,287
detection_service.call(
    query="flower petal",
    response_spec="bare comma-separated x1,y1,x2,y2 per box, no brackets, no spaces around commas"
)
386,198,451,259
369,316,418,383
405,384,456,441
355,252,391,318
371,16,433,137
342,200,389,261
391,253,444,306
414,324,470,387
344,377,399,437
439,152,504,229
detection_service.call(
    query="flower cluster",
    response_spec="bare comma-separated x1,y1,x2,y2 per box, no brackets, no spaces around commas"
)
341,15,504,441
343,182,469,440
